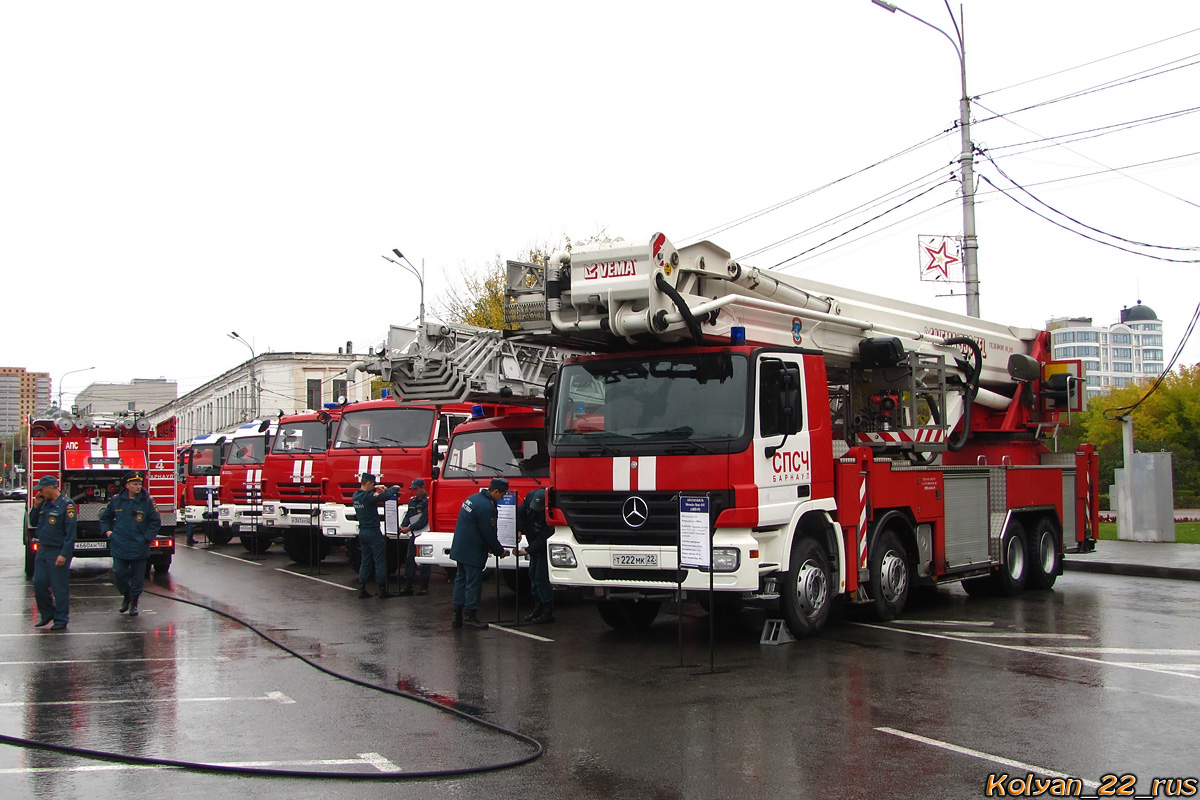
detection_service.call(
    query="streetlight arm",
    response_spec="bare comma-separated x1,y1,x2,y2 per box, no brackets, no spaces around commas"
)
873,0,962,63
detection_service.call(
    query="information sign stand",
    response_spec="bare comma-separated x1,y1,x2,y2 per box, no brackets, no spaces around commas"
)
383,497,400,593
679,495,727,675
495,491,519,624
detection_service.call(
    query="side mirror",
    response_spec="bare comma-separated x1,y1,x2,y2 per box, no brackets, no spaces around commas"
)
780,366,801,434
431,465,441,481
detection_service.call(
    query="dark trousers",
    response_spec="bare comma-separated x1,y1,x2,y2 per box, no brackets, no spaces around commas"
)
404,534,431,583
112,556,148,598
33,549,72,625
452,562,485,611
528,546,554,604
358,530,387,586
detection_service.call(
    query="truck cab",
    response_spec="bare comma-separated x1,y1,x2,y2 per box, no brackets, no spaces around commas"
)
216,421,277,552
261,407,341,564
182,432,231,542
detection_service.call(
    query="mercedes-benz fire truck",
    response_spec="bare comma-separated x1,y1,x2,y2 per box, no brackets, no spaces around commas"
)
496,233,1097,636
415,408,550,589
260,406,343,564
24,409,177,578
216,420,277,552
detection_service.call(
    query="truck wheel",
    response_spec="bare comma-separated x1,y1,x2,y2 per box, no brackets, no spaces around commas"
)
240,535,272,554
781,536,833,638
283,530,328,565
25,544,35,580
501,568,532,597
208,527,233,546
869,528,910,621
153,555,172,574
1026,516,1060,591
994,519,1029,597
597,599,660,632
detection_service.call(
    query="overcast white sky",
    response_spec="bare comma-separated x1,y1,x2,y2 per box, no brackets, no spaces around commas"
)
4,1,1198,410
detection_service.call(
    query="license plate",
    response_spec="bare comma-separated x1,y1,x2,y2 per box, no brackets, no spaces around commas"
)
74,541,108,551
237,524,251,532
612,553,657,568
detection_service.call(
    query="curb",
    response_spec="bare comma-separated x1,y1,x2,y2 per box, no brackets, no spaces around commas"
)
1064,560,1200,582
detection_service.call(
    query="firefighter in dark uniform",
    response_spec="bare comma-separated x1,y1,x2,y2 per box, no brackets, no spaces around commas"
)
352,473,399,599
517,486,555,623
449,477,510,630
29,475,77,630
100,472,162,616
398,478,431,596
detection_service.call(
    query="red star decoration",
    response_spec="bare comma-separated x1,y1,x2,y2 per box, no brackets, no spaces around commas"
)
923,241,959,281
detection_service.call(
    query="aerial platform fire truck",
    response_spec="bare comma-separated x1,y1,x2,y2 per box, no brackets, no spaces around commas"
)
260,406,343,564
181,431,231,543
24,409,177,578
492,232,1098,636
216,420,277,552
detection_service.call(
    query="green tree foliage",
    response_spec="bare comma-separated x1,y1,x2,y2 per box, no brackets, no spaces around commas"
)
1057,364,1200,506
436,233,607,331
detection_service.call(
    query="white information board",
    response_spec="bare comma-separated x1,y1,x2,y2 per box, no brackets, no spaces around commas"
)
497,491,518,548
679,496,711,569
384,498,399,535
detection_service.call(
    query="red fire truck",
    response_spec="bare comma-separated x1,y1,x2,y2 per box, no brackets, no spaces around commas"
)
316,398,478,570
181,431,232,543
215,420,276,552
24,410,177,578
496,233,1098,636
260,406,343,564
415,407,550,589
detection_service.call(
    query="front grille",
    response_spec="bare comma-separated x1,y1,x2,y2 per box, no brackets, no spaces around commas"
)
588,568,689,583
278,482,322,503
191,487,218,502
556,490,732,546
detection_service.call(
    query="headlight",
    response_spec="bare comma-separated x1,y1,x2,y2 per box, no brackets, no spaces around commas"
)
712,548,740,572
262,504,276,515
219,508,230,517
325,528,338,536
549,544,577,568
321,510,337,522
418,545,433,558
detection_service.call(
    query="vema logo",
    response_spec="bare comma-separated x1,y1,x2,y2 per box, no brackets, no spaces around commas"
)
584,260,637,280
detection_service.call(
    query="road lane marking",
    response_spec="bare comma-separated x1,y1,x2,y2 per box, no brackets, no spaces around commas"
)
876,727,1100,791
0,752,409,775
207,551,263,565
892,620,996,627
0,657,230,666
275,569,356,591
0,631,148,638
852,623,1200,681
490,624,554,643
0,610,156,617
1038,647,1200,656
940,632,1092,640
0,691,295,708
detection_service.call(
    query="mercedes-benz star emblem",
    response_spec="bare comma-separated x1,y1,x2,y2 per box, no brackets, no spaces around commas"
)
621,496,649,528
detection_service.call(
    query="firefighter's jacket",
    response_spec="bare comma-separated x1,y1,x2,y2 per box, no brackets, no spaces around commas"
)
449,491,504,568
100,490,162,560
30,495,78,559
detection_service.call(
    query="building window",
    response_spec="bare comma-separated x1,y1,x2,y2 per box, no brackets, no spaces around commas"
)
1112,348,1132,359
1083,360,1100,373
307,379,321,411
1054,331,1076,345
332,379,347,404
1112,333,1132,344
1142,335,1162,346
1076,346,1099,357
1113,362,1133,373
1076,331,1099,342
1086,376,1100,387
1058,346,1076,358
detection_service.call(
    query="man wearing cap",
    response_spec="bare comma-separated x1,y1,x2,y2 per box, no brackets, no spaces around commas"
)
29,476,77,630
352,473,400,599
517,486,555,624
449,477,510,630
398,478,431,596
100,472,162,616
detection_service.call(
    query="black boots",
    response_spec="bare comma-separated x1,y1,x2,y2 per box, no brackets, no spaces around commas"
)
128,596,140,617
452,605,463,629
358,585,373,599
529,602,554,624
416,579,428,596
523,602,544,623
378,588,396,599
119,594,131,614
462,610,489,630
397,581,414,597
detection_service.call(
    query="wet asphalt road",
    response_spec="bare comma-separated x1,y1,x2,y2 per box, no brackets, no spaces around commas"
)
2,502,1198,800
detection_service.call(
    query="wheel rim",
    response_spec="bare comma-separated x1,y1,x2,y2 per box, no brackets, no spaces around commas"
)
795,560,828,617
1038,530,1057,573
1006,535,1026,580
879,549,907,603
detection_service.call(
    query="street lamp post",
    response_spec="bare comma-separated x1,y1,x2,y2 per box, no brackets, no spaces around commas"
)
872,0,980,318
56,366,96,410
228,332,259,419
382,249,425,330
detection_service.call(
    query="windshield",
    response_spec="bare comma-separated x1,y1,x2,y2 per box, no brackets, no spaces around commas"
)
189,444,222,476
334,408,436,449
226,436,268,465
272,421,328,454
443,428,548,479
553,354,748,444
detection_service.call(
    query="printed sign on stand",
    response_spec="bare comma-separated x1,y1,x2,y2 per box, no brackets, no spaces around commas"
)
384,498,399,536
679,496,711,569
497,491,518,549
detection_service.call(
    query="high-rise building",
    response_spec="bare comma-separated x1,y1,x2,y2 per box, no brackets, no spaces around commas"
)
0,367,52,434
1046,301,1165,399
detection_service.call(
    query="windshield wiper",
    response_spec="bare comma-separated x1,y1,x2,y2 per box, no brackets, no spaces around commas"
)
634,426,694,439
